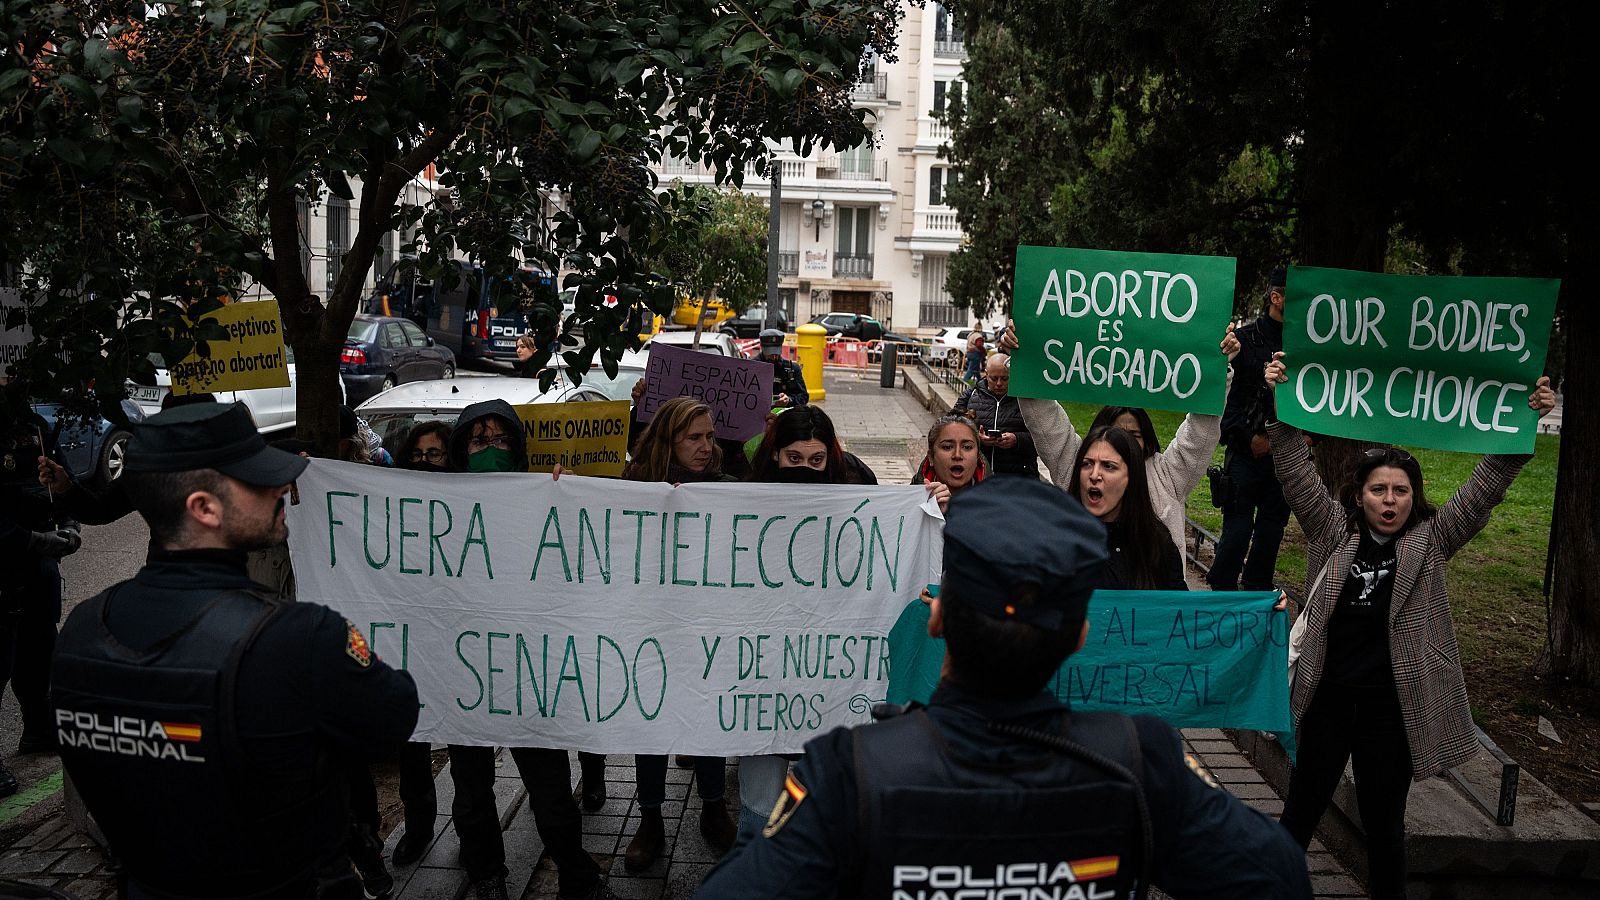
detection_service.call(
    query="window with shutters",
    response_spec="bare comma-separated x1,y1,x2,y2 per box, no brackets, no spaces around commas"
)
325,196,349,294
919,255,964,326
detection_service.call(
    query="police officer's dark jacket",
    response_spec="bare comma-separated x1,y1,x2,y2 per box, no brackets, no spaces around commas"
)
53,549,420,898
695,684,1312,900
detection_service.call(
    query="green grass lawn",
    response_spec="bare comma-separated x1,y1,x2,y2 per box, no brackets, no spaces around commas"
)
1056,401,1595,801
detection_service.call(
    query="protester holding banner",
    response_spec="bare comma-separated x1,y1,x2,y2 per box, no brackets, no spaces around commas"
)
398,420,452,472
910,415,985,513
1264,354,1555,899
747,405,877,486
999,320,1237,553
618,395,739,867
950,353,1039,478
441,399,608,900
1066,425,1188,590
1210,268,1293,592
696,478,1312,899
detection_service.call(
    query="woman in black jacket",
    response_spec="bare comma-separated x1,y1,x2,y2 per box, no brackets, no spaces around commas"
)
1066,425,1188,590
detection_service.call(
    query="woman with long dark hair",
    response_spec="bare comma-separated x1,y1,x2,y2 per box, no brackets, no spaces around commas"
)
1066,425,1187,590
618,396,737,867
749,405,877,485
1265,352,1556,899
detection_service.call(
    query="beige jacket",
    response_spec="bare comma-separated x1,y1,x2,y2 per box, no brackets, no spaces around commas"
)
1270,421,1529,779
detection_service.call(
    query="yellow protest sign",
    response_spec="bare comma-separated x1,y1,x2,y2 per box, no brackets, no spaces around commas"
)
171,301,291,395
513,400,631,477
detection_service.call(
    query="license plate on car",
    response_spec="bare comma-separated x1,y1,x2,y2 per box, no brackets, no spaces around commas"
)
493,340,515,349
132,386,166,403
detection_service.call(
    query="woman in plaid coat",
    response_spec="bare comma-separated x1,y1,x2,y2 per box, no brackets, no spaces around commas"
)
1263,351,1556,899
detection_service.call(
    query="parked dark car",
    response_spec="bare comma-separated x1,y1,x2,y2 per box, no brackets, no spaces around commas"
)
341,315,457,404
810,311,885,341
34,397,145,489
718,305,790,339
866,330,928,364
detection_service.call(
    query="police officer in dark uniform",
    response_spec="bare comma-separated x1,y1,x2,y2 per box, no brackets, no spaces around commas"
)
759,328,809,406
696,478,1311,899
51,402,420,899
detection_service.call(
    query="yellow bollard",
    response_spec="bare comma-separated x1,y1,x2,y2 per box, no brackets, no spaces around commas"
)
795,323,827,402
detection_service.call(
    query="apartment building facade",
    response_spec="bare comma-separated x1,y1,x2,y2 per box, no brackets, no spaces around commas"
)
654,1,977,336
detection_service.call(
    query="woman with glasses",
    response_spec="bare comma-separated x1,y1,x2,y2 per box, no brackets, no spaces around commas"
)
398,421,452,472
616,396,738,869
1263,352,1556,900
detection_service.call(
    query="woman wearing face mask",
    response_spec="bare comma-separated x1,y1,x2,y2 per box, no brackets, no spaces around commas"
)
1066,425,1188,590
749,405,878,486
1263,353,1556,900
911,416,986,514
398,421,452,471
617,396,738,868
998,322,1240,554
439,400,606,900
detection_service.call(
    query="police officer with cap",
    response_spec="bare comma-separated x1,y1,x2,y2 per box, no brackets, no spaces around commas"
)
52,401,420,899
758,328,808,406
697,477,1311,899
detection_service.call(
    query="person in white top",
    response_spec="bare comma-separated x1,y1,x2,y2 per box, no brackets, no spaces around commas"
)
998,321,1239,556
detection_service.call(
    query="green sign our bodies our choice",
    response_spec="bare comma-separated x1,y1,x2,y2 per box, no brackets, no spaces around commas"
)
887,590,1290,735
1277,266,1559,455
1008,246,1238,415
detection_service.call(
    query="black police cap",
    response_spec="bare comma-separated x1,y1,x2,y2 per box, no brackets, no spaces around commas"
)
941,478,1109,632
127,401,308,487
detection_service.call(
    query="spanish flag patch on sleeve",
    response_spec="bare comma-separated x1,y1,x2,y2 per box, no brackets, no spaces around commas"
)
345,620,372,668
762,771,808,838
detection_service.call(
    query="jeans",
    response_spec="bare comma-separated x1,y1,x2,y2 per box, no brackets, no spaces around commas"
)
964,350,984,380
1280,683,1414,900
446,745,599,894
1208,451,1291,591
736,755,789,839
635,755,725,808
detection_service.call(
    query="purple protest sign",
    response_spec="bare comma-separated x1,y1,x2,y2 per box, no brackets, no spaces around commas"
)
638,342,775,439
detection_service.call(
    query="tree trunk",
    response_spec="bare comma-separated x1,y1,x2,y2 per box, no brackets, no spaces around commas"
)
1536,124,1598,683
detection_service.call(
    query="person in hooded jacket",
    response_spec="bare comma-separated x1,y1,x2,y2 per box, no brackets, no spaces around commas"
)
443,400,613,900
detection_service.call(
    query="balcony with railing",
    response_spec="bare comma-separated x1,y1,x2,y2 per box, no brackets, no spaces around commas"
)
851,71,889,102
934,39,966,58
819,156,889,182
778,251,799,276
915,210,962,235
926,120,952,143
834,254,874,279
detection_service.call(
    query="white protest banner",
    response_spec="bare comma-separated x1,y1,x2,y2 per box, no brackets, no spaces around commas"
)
285,461,943,754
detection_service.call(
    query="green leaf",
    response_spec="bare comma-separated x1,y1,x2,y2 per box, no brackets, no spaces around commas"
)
45,138,87,167
782,68,805,92
732,31,769,55
0,69,30,96
56,74,99,107
613,57,644,85
325,170,355,201
575,129,602,160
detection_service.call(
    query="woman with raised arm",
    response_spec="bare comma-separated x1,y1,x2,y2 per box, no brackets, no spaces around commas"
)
999,322,1241,555
1263,351,1556,900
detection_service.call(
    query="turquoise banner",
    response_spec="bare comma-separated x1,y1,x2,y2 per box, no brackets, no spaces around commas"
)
888,590,1291,734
